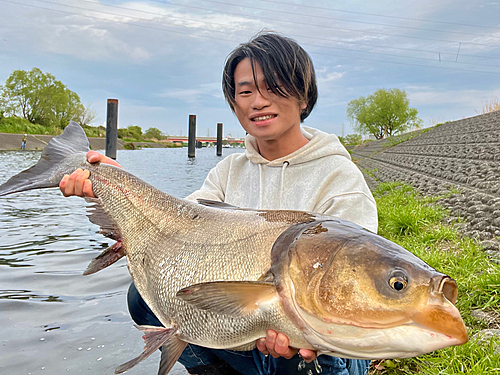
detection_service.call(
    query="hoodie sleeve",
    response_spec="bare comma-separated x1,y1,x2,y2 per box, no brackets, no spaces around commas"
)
184,166,225,203
315,159,378,233
184,155,234,203
320,192,378,233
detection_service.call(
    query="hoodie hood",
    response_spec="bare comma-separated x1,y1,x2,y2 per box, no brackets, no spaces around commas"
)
244,126,351,166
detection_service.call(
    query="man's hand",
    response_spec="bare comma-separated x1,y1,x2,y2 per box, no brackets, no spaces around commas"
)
59,151,122,198
256,330,317,363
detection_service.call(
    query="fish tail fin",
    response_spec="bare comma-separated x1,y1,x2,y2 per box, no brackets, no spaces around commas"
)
0,121,90,196
114,325,187,374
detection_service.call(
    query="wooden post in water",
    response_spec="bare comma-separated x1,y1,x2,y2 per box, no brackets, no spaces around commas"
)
188,115,196,158
106,99,118,160
217,122,223,156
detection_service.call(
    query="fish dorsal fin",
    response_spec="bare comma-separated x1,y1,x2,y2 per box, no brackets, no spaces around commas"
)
176,281,277,316
86,197,122,240
114,325,186,375
196,199,239,210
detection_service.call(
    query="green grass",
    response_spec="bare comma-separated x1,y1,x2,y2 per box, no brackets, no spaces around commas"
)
370,182,500,375
0,116,63,135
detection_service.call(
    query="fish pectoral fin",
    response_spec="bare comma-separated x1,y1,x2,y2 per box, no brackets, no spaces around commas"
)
83,240,126,275
86,197,122,241
176,281,277,316
115,325,184,374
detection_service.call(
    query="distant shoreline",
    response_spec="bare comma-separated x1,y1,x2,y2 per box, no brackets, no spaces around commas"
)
0,133,182,151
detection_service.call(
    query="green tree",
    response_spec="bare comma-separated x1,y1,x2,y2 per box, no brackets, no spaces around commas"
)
74,102,97,127
118,125,143,140
144,127,165,140
0,67,86,128
346,88,422,139
339,133,362,145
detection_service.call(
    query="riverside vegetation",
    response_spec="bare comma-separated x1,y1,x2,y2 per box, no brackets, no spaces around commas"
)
369,182,500,375
0,116,181,148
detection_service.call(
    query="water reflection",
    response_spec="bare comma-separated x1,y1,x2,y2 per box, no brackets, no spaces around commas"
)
0,147,242,374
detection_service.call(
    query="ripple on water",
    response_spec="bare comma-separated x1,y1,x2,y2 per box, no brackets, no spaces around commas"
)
0,147,242,374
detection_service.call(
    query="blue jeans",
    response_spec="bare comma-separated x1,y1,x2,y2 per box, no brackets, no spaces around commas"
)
127,283,370,375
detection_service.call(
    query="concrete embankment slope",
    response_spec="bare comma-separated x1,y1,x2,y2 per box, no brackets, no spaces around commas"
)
352,110,500,251
0,133,126,151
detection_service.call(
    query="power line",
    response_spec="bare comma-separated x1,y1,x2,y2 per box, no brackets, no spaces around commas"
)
72,0,500,66
161,0,500,47
2,0,499,75
77,0,500,60
164,0,500,39
238,0,500,30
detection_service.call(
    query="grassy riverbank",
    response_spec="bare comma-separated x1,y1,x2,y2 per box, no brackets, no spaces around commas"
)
369,182,500,375
0,117,182,149
0,116,103,137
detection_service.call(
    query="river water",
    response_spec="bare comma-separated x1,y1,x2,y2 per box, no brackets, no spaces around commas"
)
0,147,242,375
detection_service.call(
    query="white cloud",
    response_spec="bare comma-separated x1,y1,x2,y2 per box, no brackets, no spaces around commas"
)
158,82,223,104
407,88,500,106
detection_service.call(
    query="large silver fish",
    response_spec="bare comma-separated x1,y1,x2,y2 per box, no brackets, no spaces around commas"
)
0,122,468,374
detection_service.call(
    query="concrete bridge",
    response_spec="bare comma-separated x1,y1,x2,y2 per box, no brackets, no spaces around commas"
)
165,136,244,145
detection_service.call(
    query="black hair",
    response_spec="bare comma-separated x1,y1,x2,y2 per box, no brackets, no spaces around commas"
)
222,32,318,122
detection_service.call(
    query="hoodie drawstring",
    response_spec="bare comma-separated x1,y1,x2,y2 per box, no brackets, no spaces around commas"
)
279,161,290,208
259,164,264,209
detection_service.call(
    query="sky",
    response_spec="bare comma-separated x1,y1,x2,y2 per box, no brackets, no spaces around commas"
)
0,0,499,139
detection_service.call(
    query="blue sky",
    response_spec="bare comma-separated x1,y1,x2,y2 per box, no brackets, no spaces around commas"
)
1,0,499,138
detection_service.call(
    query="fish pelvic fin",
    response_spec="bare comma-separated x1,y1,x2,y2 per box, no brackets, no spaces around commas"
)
115,325,186,374
0,121,90,196
83,240,125,275
176,281,277,316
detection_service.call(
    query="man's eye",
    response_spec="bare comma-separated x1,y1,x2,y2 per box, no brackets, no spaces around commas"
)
239,91,251,95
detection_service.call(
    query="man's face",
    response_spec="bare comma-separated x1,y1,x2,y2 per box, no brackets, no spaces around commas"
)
233,58,306,142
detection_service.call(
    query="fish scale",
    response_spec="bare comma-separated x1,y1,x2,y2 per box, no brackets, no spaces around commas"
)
87,163,303,349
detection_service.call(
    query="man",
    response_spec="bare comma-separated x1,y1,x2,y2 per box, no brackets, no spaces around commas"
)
21,134,27,150
60,32,377,375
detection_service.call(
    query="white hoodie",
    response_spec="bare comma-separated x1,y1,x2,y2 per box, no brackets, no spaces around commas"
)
186,126,378,233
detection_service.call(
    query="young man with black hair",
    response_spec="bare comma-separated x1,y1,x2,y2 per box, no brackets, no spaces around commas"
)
60,32,377,375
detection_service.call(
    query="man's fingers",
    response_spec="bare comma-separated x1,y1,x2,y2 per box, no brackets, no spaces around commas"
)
63,168,82,196
74,170,90,197
256,338,269,355
59,175,69,197
265,330,279,358
83,179,95,198
87,151,102,164
86,150,123,168
275,333,297,359
299,348,318,363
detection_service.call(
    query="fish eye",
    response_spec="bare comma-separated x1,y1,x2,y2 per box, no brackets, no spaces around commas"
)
388,271,408,291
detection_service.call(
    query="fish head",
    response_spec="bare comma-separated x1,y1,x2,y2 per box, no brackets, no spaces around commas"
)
280,219,468,359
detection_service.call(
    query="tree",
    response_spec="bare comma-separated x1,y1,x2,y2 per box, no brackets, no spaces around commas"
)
144,127,165,140
0,67,86,128
118,125,143,140
346,88,422,139
75,102,97,127
339,133,362,146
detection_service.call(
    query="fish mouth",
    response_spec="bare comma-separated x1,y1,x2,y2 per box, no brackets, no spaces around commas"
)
291,275,468,358
412,275,468,345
